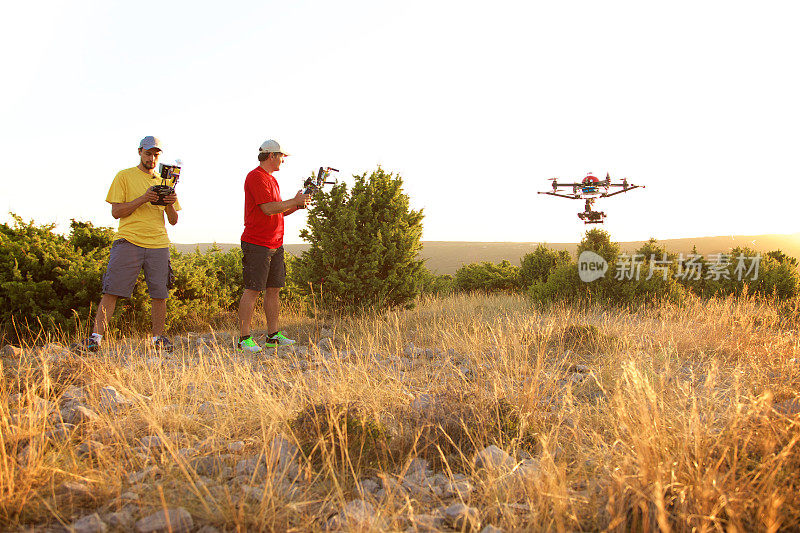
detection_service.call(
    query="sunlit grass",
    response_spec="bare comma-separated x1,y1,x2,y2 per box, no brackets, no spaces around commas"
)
1,293,799,530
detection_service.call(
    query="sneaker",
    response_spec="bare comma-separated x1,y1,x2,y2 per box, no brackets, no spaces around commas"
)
152,336,174,353
264,331,296,348
237,336,262,353
71,337,100,353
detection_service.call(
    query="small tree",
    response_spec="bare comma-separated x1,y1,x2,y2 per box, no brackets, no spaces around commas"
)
519,244,571,287
454,260,521,292
295,167,424,313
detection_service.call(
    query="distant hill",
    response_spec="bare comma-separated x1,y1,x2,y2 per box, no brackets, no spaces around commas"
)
173,233,800,275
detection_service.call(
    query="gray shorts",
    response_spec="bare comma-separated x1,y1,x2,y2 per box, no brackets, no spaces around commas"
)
102,239,172,299
241,241,285,290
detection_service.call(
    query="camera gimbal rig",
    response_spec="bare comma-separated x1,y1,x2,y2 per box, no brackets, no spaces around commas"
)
302,166,339,195
150,161,182,206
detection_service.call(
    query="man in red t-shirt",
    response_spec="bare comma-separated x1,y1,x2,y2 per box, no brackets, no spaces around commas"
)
237,139,311,352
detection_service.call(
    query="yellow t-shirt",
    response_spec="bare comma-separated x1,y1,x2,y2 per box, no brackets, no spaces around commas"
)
106,167,182,248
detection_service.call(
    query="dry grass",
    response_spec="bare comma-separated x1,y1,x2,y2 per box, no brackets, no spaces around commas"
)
1,293,799,531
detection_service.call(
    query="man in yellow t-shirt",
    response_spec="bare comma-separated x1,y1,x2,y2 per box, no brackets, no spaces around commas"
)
74,136,181,353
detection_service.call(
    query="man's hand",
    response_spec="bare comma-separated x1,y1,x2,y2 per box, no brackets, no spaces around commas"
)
163,192,178,205
112,187,160,219
294,190,312,209
141,187,160,204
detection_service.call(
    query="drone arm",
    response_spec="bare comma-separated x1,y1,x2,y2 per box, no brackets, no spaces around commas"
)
538,191,580,199
601,185,644,198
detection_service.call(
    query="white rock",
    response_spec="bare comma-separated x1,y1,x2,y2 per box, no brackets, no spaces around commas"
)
240,485,265,503
57,481,92,500
44,423,75,442
317,337,335,351
135,508,193,533
234,456,264,477
1,344,23,357
357,478,380,496
407,457,429,474
62,385,87,403
513,458,541,482
98,386,131,411
327,499,379,530
107,510,134,529
127,466,159,484
445,503,481,531
411,394,435,411
268,434,301,476
474,445,514,472
409,513,445,532
76,440,105,458
226,441,246,453
71,513,107,533
139,435,164,449
443,479,474,499
62,405,100,425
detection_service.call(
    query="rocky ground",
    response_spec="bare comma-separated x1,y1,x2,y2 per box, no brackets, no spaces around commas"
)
2,295,800,531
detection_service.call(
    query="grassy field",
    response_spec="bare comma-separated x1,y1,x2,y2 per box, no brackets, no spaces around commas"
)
2,293,800,532
174,232,800,274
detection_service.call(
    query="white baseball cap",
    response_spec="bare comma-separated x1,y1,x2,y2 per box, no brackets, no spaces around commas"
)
139,136,163,151
258,139,289,155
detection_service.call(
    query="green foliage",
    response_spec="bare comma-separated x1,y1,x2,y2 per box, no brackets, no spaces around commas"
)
530,232,799,306
0,215,252,341
528,263,586,304
454,260,521,292
166,245,243,328
519,244,571,287
417,266,455,296
1,214,108,338
531,232,686,306
577,228,620,265
68,219,115,254
290,402,391,470
295,167,425,313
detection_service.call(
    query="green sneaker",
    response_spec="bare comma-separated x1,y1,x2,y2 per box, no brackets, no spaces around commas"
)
237,336,262,353
264,331,296,348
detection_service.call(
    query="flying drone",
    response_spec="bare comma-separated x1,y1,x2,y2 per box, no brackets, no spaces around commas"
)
537,173,644,224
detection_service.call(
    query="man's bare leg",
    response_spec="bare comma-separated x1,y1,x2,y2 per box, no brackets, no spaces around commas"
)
93,294,118,335
152,298,166,337
238,288,261,337
264,287,280,335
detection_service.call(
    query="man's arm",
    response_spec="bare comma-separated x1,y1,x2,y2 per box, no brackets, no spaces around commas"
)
259,190,311,216
110,188,159,219
164,193,179,225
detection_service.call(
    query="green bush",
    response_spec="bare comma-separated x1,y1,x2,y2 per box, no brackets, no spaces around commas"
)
0,215,254,341
295,167,425,313
454,260,521,292
519,244,571,287
528,263,586,304
1,215,109,339
417,267,455,296
529,231,799,306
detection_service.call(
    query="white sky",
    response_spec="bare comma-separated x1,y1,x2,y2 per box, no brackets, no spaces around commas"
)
2,1,798,245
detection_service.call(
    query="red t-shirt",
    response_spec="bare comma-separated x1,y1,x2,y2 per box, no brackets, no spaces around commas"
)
241,166,284,248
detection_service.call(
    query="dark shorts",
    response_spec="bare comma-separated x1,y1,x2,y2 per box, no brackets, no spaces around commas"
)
241,241,286,290
102,239,172,299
